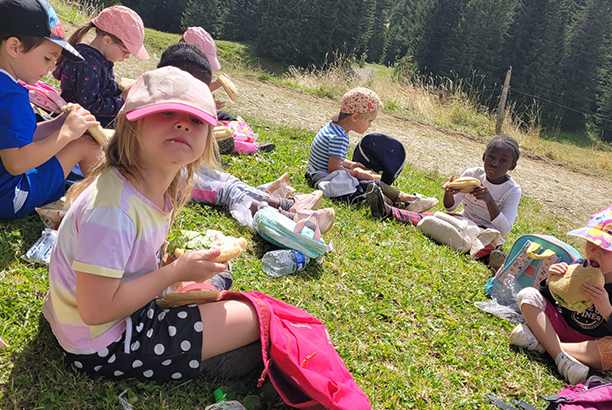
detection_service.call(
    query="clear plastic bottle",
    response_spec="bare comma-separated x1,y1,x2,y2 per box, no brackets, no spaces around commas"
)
204,389,246,410
261,249,310,276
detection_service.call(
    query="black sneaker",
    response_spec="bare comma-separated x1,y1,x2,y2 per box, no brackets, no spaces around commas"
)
217,137,235,155
366,184,386,219
256,142,276,153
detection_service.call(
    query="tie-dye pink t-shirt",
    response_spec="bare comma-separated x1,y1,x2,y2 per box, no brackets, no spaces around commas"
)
43,168,173,355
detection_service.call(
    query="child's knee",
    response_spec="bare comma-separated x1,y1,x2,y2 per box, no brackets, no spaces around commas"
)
516,287,547,312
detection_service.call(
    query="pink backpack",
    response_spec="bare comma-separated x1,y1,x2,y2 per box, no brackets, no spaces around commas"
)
487,376,612,409
19,81,67,114
218,118,259,155
222,291,371,410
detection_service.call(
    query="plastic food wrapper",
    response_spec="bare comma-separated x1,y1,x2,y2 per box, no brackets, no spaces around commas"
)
24,228,58,264
474,270,525,324
35,197,66,229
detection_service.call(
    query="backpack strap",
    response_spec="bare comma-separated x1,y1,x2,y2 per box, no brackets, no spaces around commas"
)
485,394,522,410
294,215,321,242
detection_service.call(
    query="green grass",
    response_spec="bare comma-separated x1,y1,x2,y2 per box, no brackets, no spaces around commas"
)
0,118,600,409
2,1,607,408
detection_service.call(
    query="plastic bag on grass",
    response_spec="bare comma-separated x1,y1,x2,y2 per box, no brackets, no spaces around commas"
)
475,270,525,323
24,228,58,264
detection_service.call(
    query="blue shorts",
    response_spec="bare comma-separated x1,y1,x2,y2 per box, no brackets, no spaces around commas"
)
14,156,65,219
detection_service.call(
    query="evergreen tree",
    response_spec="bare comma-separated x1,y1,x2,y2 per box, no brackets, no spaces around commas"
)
384,0,437,66
180,0,226,38
418,0,465,74
367,0,394,64
501,0,570,125
558,0,612,130
332,0,376,61
122,0,188,33
223,0,263,41
595,53,612,142
257,0,338,67
438,0,519,82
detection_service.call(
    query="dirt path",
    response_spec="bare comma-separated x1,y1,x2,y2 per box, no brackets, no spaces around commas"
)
228,76,610,224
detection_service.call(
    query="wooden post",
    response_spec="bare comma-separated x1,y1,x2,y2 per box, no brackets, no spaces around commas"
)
495,67,512,134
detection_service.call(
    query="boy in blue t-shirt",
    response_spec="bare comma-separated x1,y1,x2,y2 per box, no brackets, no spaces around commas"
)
0,0,102,220
306,87,438,211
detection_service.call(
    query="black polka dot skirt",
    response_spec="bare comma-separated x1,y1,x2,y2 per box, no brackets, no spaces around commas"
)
62,300,204,381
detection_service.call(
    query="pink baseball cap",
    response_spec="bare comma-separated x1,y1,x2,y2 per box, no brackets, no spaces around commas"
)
183,27,221,71
122,66,217,126
91,6,149,60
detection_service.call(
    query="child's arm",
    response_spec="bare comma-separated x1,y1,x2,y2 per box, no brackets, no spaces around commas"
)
471,186,501,221
0,105,98,175
67,63,123,119
328,157,374,179
443,176,459,209
76,249,227,326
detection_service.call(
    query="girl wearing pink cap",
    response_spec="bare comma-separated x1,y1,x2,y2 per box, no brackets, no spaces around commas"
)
53,6,149,128
43,66,261,381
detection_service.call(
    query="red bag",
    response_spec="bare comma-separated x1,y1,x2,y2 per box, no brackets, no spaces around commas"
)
222,291,371,410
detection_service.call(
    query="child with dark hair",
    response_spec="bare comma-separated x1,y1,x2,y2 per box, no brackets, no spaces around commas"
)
368,135,521,262
158,42,212,86
0,0,102,220
157,42,335,233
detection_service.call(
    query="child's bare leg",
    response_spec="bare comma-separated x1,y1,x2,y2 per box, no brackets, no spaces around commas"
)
561,341,602,369
55,135,102,177
198,300,259,360
521,303,563,358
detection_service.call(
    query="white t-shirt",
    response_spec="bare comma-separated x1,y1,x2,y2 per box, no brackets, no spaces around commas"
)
445,167,521,236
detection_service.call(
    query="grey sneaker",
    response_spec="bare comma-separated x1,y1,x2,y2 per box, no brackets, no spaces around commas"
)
555,351,589,385
489,249,507,272
509,324,546,354
405,193,439,213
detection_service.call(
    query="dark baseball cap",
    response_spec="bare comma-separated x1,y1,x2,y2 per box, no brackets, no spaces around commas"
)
0,0,83,62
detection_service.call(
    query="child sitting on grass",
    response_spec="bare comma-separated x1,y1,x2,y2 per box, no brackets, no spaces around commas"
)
157,42,335,233
510,206,612,385
53,5,149,128
43,66,261,380
306,86,437,211
367,135,521,262
0,0,102,220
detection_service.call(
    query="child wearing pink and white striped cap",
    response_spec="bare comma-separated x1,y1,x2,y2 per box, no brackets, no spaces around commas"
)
53,5,148,128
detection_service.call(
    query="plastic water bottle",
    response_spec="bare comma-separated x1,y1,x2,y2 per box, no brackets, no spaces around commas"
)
204,389,246,410
261,250,310,276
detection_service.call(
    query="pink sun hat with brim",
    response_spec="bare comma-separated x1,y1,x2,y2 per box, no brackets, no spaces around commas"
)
122,66,217,126
182,27,221,71
568,206,612,252
91,5,149,60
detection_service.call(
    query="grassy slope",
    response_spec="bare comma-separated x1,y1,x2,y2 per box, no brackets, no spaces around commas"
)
0,3,608,409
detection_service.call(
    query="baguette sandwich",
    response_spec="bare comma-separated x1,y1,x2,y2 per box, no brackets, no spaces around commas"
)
61,103,110,146
217,74,238,101
167,229,247,263
444,176,481,193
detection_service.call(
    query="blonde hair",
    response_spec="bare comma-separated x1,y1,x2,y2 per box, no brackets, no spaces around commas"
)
336,109,380,122
67,113,221,223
